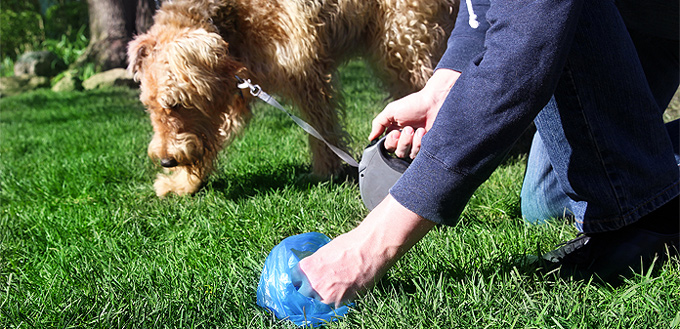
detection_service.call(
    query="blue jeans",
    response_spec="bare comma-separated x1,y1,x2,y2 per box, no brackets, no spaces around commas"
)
521,0,679,233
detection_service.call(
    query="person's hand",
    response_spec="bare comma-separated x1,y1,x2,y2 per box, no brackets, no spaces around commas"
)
369,69,461,159
296,195,436,308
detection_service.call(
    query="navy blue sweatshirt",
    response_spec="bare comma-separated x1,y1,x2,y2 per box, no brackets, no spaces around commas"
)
390,0,584,225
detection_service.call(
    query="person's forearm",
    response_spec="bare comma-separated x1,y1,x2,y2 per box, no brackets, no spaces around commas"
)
297,195,435,307
421,68,461,107
355,196,436,260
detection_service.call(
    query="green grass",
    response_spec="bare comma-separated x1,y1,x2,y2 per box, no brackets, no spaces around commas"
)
1,61,679,328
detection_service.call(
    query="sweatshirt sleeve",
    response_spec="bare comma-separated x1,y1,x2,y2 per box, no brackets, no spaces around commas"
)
435,0,490,72
390,0,585,225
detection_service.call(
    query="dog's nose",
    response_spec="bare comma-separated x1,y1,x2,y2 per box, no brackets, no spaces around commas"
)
161,158,179,168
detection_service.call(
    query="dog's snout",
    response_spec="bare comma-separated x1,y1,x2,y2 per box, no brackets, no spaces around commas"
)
161,158,179,168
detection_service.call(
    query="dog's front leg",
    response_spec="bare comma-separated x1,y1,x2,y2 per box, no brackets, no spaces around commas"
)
291,75,350,178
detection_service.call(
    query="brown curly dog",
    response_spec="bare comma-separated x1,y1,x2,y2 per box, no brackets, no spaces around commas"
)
128,0,457,197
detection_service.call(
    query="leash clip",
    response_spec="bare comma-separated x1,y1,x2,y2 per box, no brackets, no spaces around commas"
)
235,75,261,97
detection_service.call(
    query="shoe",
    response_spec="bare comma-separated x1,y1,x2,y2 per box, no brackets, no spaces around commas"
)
541,226,679,284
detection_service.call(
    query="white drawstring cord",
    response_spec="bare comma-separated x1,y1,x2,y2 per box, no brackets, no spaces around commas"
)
465,0,480,29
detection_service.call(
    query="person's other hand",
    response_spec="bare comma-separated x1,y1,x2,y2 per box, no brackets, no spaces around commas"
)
369,69,461,159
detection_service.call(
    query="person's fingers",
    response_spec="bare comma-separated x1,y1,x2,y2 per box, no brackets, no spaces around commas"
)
383,130,401,152
292,265,322,302
395,126,414,158
410,128,426,159
369,110,393,141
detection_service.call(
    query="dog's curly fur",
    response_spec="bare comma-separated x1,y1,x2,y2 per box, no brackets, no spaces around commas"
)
128,0,458,197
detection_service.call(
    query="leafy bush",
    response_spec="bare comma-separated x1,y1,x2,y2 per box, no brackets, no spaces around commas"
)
41,25,89,65
0,3,45,59
44,0,89,41
0,0,89,76
0,57,15,77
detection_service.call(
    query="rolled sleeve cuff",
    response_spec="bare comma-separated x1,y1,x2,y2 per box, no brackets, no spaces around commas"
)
389,150,482,226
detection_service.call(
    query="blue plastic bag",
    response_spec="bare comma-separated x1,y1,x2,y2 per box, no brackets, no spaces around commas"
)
256,232,351,326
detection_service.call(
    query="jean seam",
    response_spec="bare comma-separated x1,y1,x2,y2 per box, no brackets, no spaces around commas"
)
561,62,625,216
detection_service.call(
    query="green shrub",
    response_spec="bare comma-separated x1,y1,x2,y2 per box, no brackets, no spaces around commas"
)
1,57,15,77
1,0,89,76
41,25,89,65
44,0,89,41
0,5,45,59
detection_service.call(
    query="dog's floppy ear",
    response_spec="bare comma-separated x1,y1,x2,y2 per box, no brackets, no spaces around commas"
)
127,34,156,82
160,29,250,114
165,29,246,98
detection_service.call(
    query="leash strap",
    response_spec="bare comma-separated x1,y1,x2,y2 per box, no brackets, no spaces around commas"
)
236,76,359,168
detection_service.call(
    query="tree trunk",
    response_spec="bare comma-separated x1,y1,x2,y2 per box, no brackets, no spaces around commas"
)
75,0,156,71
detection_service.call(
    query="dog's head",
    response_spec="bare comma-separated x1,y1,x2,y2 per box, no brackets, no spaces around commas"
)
128,24,251,175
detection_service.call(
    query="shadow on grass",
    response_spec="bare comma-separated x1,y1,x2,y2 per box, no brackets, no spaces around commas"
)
373,219,566,296
376,251,547,296
0,87,145,125
376,242,679,299
206,163,359,201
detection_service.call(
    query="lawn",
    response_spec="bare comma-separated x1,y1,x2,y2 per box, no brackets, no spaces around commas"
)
1,61,679,328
